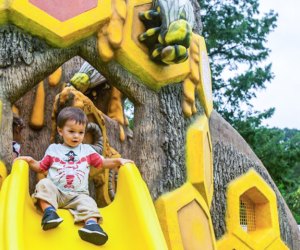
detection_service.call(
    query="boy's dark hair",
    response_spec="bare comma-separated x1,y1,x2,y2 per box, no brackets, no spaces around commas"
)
57,107,88,128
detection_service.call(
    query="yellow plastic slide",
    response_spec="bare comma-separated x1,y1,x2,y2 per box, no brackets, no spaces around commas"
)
0,160,167,250
0,161,7,189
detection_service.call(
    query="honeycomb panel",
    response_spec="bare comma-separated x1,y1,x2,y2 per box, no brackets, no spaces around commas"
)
186,114,213,207
178,200,214,250
29,0,98,21
155,183,216,250
8,0,111,47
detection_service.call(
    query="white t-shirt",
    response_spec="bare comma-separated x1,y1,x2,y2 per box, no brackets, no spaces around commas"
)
39,143,103,194
12,141,21,156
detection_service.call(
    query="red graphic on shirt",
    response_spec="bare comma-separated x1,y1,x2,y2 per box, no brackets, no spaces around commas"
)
40,147,102,191
54,151,87,189
65,175,75,189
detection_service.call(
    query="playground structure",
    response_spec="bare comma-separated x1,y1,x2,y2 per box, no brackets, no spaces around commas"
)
0,0,299,249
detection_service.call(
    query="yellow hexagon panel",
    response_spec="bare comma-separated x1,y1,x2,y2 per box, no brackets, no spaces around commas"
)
218,234,290,250
155,182,217,250
0,0,8,24
217,234,252,250
224,168,281,249
265,237,289,250
115,0,190,90
29,0,98,22
196,35,213,117
7,0,111,47
186,114,213,207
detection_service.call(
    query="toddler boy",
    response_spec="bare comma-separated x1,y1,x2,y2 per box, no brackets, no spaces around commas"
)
18,107,133,245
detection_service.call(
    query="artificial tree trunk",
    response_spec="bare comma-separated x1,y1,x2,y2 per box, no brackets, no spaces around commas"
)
0,0,203,200
79,37,205,199
0,1,299,248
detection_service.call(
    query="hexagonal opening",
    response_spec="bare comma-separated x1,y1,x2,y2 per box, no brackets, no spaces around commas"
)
239,187,272,237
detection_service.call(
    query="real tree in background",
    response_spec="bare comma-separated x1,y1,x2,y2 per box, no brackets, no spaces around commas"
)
242,126,300,222
199,0,277,124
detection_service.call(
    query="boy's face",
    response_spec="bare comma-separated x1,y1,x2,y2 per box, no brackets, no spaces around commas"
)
57,120,86,148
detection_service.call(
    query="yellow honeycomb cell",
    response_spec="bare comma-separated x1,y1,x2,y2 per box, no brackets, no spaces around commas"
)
197,35,213,117
7,0,111,47
217,234,252,250
186,114,213,207
155,182,217,250
0,0,8,24
115,0,190,90
222,168,281,249
265,237,289,250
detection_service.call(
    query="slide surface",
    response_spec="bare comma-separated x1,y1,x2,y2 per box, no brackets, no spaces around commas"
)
0,160,167,250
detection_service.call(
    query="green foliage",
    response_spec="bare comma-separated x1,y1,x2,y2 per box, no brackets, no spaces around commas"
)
199,0,278,121
238,124,300,222
124,98,134,129
289,188,300,223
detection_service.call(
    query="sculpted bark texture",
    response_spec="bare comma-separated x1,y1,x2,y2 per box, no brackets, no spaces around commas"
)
0,96,12,169
0,25,47,68
158,85,204,198
190,0,203,34
210,111,300,250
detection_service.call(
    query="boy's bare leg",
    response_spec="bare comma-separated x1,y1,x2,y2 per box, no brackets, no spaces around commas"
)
39,199,52,211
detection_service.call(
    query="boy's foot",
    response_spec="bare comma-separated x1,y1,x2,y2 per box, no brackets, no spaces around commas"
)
78,224,108,245
41,209,63,231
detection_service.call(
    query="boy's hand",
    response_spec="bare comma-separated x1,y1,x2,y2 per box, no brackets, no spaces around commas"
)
114,158,134,172
119,158,134,166
15,156,34,164
14,156,42,173
102,158,134,171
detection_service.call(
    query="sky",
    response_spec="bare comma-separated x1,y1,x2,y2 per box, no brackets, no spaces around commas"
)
250,0,300,129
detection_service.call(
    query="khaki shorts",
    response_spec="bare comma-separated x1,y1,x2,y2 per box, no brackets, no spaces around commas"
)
32,178,102,223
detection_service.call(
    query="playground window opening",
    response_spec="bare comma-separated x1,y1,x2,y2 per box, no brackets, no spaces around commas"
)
239,197,256,232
